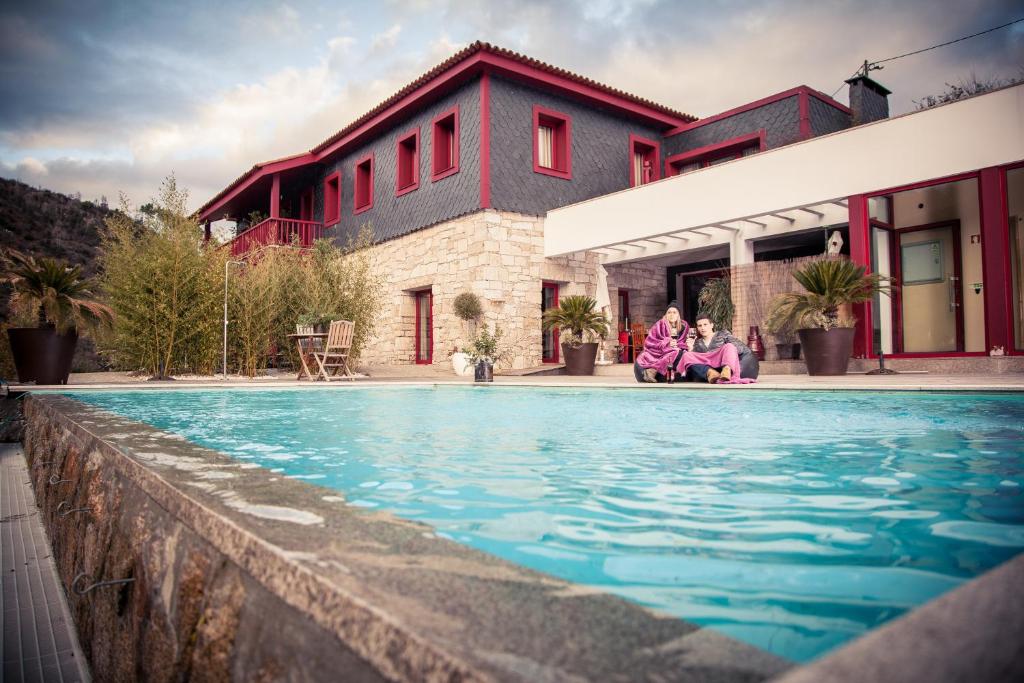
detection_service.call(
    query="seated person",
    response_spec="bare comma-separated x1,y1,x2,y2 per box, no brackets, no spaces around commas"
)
689,315,760,380
635,303,688,383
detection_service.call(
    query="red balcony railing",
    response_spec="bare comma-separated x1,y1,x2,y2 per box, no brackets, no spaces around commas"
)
229,218,324,256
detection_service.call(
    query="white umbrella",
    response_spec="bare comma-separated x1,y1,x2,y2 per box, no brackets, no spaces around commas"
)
595,262,612,364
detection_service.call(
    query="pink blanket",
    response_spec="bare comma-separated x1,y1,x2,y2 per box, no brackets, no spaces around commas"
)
637,319,755,383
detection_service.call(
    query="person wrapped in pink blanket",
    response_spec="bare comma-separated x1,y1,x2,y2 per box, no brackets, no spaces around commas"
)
636,303,755,384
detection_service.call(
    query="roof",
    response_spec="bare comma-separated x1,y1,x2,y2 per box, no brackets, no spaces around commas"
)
198,41,694,219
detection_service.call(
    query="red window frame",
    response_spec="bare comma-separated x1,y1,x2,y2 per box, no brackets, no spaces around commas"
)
395,128,420,196
533,105,572,180
664,131,765,177
541,281,560,363
322,173,340,225
629,134,660,187
415,289,433,364
354,154,374,214
431,105,460,181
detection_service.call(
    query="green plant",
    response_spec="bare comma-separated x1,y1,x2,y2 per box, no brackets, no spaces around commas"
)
697,275,734,332
466,325,503,365
296,311,335,328
453,291,483,321
541,295,609,348
765,258,893,332
2,248,113,333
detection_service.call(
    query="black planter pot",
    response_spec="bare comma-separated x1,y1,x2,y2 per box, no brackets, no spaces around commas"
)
775,343,803,361
7,327,78,385
561,342,599,376
474,360,493,382
798,328,854,376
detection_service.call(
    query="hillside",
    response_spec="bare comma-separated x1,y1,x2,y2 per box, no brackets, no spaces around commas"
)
0,176,112,278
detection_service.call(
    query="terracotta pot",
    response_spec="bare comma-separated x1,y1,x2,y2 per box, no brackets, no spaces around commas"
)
562,342,599,376
7,327,78,385
798,328,855,376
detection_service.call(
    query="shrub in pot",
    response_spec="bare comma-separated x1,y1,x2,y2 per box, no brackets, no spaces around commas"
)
452,291,483,376
466,325,503,383
3,249,114,385
541,295,609,376
765,258,892,376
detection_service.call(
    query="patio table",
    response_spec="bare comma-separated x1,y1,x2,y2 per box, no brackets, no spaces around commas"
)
286,332,328,380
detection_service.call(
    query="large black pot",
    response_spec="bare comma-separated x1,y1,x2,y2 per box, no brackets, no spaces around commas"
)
561,342,599,376
7,327,78,385
474,360,494,382
798,328,854,376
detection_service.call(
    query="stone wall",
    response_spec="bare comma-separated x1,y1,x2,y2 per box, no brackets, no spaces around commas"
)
359,210,605,369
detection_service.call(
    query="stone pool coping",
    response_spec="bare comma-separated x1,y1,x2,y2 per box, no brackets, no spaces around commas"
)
24,393,791,682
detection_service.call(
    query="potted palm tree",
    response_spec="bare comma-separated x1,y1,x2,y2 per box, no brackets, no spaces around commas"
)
3,250,114,385
765,258,892,376
542,295,609,375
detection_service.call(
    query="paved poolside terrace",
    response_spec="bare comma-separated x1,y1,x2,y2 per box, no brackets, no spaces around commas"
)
3,365,1023,682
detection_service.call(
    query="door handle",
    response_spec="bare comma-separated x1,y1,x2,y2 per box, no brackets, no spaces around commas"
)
948,276,959,311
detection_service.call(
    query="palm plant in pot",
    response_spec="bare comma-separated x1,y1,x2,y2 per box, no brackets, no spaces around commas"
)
764,258,892,376
3,249,114,385
542,295,609,375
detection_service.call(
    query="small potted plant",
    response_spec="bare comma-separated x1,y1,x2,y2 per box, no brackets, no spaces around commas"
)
542,295,609,375
466,325,503,382
765,258,892,375
3,249,114,385
451,291,482,376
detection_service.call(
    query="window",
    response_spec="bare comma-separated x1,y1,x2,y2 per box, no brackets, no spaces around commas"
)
431,106,459,181
665,131,764,177
415,289,432,364
322,173,340,225
533,105,571,179
395,128,420,196
629,135,660,187
354,155,373,214
541,282,559,363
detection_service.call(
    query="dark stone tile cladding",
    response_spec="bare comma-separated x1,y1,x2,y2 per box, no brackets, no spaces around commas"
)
488,77,664,216
808,97,851,137
316,80,481,245
663,97,801,157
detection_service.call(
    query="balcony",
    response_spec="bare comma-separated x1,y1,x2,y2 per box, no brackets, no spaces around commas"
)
228,218,324,257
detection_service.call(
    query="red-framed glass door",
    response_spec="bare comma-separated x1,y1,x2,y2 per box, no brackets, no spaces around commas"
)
415,289,433,364
541,281,559,363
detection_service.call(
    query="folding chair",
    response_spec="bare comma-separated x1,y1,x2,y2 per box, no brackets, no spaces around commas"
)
313,320,355,381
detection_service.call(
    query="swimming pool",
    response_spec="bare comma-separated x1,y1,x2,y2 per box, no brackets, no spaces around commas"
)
64,386,1024,663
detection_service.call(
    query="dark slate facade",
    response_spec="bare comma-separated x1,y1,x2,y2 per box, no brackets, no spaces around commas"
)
488,76,665,216
315,80,482,245
808,96,852,137
663,96,802,158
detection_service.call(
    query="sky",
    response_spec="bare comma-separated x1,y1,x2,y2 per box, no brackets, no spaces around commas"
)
1,0,1022,213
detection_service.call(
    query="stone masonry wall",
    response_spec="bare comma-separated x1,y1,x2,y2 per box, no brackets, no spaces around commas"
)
358,210,606,370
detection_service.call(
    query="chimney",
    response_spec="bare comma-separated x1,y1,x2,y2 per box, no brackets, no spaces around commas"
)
845,74,891,126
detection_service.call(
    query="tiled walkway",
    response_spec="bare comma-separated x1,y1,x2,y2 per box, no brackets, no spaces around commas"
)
1,444,89,682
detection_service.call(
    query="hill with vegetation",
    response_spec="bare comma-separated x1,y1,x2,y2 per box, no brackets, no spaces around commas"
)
0,176,113,278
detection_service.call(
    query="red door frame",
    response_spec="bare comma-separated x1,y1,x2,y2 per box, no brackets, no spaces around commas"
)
299,187,314,222
541,281,559,363
892,220,965,354
414,289,433,364
991,162,1024,353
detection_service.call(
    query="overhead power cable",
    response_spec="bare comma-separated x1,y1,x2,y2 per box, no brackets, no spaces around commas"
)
829,16,1024,98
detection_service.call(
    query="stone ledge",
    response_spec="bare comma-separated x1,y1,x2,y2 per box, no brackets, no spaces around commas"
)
24,394,791,682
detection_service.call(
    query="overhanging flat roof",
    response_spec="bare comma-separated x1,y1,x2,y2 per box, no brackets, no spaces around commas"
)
544,83,1024,262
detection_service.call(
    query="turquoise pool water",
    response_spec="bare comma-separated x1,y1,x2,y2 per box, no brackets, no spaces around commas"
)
65,387,1024,663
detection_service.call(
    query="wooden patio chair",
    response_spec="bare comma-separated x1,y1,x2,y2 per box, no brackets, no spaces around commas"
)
313,320,355,381
630,322,646,362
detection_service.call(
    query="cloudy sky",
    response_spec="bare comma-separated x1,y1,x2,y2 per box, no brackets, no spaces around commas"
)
1,0,1021,212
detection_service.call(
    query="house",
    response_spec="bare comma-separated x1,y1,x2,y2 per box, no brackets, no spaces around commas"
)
197,42,1024,368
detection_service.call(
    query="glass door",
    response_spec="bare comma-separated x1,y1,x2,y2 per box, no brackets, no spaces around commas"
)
415,290,432,364
541,282,559,363
895,223,963,353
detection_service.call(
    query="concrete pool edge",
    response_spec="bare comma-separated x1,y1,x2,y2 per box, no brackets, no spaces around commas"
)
23,393,792,682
